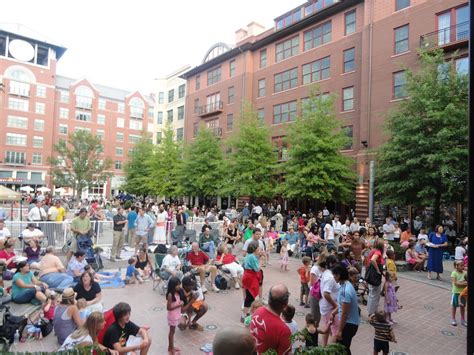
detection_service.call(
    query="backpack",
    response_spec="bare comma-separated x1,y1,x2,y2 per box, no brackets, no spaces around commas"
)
214,275,228,290
310,279,322,301
0,305,27,350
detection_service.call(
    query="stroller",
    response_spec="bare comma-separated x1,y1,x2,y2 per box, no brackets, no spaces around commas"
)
77,235,103,272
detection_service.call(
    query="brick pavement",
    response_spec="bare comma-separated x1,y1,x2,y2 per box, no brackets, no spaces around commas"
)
14,254,466,355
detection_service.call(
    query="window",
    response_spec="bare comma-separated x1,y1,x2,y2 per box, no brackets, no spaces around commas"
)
97,114,105,125
345,10,356,35
157,111,163,124
59,124,68,134
129,120,143,130
117,117,124,128
343,48,355,73
6,133,27,146
394,25,409,54
304,0,336,16
301,93,331,112
178,106,184,120
176,128,184,141
260,49,267,68
33,136,43,148
342,126,353,150
116,147,123,156
7,116,28,129
227,114,233,131
168,89,174,103
59,107,69,119
32,153,42,165
129,97,144,119
206,93,221,112
455,57,469,75
193,123,199,137
115,161,122,170
158,92,164,104
117,102,125,113
35,102,45,114
437,5,469,46
60,91,69,103
275,8,302,30
8,98,29,111
395,0,410,11
98,99,106,110
258,79,266,97
148,108,154,118
342,87,354,111
167,109,174,123
129,135,141,144
194,99,200,114
75,86,93,109
207,66,222,85
5,151,26,165
195,76,201,90
229,60,236,77
116,132,124,142
302,57,330,84
76,111,91,122
257,108,265,123
276,36,299,62
36,85,46,98
304,21,332,51
156,132,163,144
273,101,297,124
274,68,298,92
9,81,30,96
228,86,235,104
178,84,185,99
393,71,407,99
34,119,44,131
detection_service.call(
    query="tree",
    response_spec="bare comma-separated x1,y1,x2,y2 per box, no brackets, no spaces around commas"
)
180,126,225,198
280,90,355,203
376,49,468,223
48,130,113,198
149,125,182,198
224,105,277,198
122,134,155,196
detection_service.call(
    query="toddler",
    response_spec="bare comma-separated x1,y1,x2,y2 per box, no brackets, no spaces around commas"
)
297,256,311,307
76,298,91,321
244,299,263,327
42,290,57,323
299,313,330,348
369,311,396,355
383,271,398,324
451,260,467,326
125,257,144,284
281,304,298,335
280,240,289,272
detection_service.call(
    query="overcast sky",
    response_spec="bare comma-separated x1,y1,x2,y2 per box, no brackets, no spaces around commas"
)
2,0,294,93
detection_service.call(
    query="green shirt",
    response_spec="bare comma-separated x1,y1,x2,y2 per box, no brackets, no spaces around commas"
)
243,229,253,241
12,271,34,298
451,270,466,294
72,216,91,236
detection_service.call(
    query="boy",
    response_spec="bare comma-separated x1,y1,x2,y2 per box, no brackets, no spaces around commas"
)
297,256,311,308
281,304,298,334
451,260,467,326
369,311,396,355
125,257,144,284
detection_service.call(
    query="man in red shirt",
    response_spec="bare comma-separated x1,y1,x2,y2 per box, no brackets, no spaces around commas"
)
250,283,292,354
186,242,219,293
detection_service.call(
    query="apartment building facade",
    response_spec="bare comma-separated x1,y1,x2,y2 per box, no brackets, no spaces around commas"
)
182,0,469,217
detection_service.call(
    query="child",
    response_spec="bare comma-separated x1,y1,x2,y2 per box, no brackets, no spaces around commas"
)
299,313,331,348
369,311,396,355
244,299,263,327
459,273,468,311
385,250,400,293
280,240,289,272
417,228,428,241
451,260,467,326
405,241,423,271
297,256,311,308
166,276,183,355
42,290,57,323
455,238,467,261
76,298,91,321
125,257,144,284
281,304,298,335
383,271,398,324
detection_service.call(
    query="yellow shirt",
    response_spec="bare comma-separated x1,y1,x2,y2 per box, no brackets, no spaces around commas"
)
386,259,397,280
55,207,65,222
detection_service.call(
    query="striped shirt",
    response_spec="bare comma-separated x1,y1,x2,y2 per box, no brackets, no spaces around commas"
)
369,320,392,342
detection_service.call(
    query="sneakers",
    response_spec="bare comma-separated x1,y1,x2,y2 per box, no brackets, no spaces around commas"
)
235,284,240,290
212,285,220,292
461,320,468,327
451,319,457,326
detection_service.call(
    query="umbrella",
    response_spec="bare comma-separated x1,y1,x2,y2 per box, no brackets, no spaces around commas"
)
37,187,51,193
0,186,22,201
54,187,66,195
19,186,34,192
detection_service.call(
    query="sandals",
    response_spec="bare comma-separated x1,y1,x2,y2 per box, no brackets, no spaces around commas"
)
189,323,204,331
436,275,442,281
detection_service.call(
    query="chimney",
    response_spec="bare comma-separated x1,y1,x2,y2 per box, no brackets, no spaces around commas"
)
246,22,266,37
235,28,248,43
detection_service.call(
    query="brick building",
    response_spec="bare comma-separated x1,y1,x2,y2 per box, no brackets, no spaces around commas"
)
181,0,469,217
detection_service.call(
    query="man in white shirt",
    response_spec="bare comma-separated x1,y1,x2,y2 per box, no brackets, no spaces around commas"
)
382,217,395,241
332,215,342,242
340,219,351,237
28,201,47,222
21,223,44,244
417,228,428,241
161,245,183,279
349,217,360,233
153,204,168,244
323,206,330,218
324,220,335,245
0,220,11,248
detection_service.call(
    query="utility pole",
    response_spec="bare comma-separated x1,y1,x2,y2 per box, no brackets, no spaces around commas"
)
368,160,375,223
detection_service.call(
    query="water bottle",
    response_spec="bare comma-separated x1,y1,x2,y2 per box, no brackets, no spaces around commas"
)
13,329,20,343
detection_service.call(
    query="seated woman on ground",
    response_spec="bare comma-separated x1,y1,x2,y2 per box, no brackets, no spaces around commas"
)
23,239,41,264
73,271,103,312
12,261,48,305
135,247,153,279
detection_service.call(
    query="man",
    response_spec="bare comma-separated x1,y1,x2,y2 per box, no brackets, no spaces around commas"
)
199,226,216,259
201,218,213,233
154,204,168,244
27,200,47,222
68,208,92,262
349,217,360,234
180,276,209,331
324,219,335,246
39,246,74,290
134,208,153,253
323,206,330,218
213,327,256,355
66,250,88,282
0,220,12,247
382,217,395,241
250,284,292,355
243,221,254,242
126,206,138,246
111,207,127,261
21,223,44,244
186,242,219,293
284,227,299,254
175,206,186,240
340,231,366,269
243,228,265,256
242,203,250,224
47,200,66,246
333,215,343,242
102,302,151,355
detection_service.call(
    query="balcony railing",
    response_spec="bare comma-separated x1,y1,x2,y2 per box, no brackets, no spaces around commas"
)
198,101,223,117
211,127,223,137
420,21,469,50
75,101,93,110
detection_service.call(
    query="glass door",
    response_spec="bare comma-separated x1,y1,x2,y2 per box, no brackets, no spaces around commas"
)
456,5,469,41
437,12,451,45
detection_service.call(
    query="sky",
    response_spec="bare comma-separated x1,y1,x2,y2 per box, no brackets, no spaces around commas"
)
1,0,295,94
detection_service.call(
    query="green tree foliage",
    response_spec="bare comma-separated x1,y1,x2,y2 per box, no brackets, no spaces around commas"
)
48,130,112,198
122,134,155,196
225,106,277,198
280,90,355,202
180,126,225,197
376,50,468,222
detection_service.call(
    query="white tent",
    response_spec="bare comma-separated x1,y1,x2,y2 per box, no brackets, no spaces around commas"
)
0,185,22,201
19,186,34,193
37,187,51,193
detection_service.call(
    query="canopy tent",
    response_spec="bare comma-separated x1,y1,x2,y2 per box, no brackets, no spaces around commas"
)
37,187,51,193
19,186,34,193
0,185,22,201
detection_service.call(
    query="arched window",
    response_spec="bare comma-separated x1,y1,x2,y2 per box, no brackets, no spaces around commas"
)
75,85,94,109
129,97,145,119
202,43,232,63
4,65,36,83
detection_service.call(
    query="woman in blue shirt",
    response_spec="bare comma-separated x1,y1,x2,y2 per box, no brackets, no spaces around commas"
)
241,241,262,322
12,261,48,305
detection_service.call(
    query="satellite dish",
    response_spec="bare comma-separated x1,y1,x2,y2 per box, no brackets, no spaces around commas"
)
9,39,35,62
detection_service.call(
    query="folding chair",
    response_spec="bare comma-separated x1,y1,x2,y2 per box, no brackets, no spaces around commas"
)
153,253,168,294
184,229,197,244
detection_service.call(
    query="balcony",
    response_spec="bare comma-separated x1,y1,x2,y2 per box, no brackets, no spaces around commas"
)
420,22,469,51
198,101,223,118
210,127,223,137
75,101,93,110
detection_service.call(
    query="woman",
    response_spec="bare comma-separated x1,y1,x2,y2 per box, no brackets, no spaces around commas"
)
366,238,385,317
59,311,118,354
427,225,448,280
12,261,47,305
224,220,239,248
53,287,83,345
161,245,183,280
241,241,262,323
135,247,153,279
73,271,103,312
309,251,324,327
216,245,243,289
23,239,41,264
319,254,339,346
0,242,18,280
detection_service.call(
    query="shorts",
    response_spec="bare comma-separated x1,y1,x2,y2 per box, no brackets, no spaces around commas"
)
323,312,339,336
452,293,462,307
374,339,389,353
300,282,309,296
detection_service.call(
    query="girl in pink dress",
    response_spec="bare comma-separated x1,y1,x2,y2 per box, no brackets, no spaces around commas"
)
280,239,289,272
167,277,183,354
384,271,398,324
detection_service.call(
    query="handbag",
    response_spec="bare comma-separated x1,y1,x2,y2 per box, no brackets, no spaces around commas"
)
39,318,53,337
310,279,322,300
365,263,382,286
